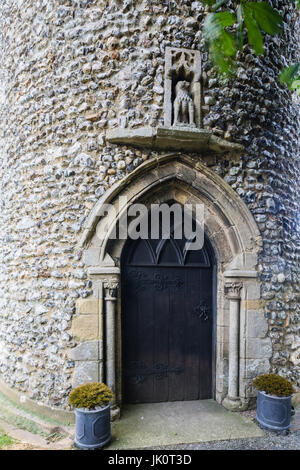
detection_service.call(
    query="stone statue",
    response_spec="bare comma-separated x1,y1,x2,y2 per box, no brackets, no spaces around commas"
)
173,80,195,128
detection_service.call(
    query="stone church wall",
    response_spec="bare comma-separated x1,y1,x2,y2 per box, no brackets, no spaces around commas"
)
0,0,299,409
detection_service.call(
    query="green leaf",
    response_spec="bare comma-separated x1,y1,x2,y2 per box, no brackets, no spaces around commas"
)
236,4,244,50
280,63,300,91
204,11,236,42
247,2,282,35
217,31,236,57
243,4,264,55
203,11,237,76
210,43,236,76
291,80,300,94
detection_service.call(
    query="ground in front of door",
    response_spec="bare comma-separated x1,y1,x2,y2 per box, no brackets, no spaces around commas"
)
0,398,299,450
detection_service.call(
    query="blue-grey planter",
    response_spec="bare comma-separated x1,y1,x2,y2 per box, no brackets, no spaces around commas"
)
256,390,292,432
74,404,111,450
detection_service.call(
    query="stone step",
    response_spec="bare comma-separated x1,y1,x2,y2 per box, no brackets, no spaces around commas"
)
0,391,74,441
0,419,74,450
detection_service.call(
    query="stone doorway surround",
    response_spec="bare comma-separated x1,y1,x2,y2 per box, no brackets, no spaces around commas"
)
70,154,271,415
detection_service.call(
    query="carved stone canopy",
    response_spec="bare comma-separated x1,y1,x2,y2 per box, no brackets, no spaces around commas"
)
166,48,201,83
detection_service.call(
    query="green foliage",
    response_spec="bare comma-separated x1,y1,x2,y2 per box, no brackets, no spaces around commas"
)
0,430,15,449
280,63,300,94
203,11,237,75
280,2,300,93
242,1,282,55
201,0,299,94
245,2,282,36
243,2,264,55
203,1,283,75
69,382,113,410
253,374,295,397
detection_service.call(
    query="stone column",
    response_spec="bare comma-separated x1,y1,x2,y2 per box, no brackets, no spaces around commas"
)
104,280,119,393
223,282,243,411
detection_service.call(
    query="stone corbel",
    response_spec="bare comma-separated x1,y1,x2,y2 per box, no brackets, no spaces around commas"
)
223,282,243,411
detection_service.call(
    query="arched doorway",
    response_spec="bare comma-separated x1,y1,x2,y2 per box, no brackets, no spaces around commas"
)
121,211,216,404
76,154,263,413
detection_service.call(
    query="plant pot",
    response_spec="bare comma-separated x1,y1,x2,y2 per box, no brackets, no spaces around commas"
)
74,404,111,450
256,390,292,432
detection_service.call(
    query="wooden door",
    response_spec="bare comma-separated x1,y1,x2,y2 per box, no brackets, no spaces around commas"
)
121,228,214,404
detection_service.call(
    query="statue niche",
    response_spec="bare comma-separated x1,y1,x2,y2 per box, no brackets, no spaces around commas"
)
173,80,195,128
164,47,202,130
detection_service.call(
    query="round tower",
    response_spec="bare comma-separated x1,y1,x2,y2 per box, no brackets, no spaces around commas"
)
0,0,299,416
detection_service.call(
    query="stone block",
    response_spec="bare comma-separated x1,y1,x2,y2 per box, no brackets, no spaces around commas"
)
242,300,264,310
245,282,261,300
83,247,100,266
244,338,272,360
243,253,258,270
246,310,268,338
72,315,99,341
69,340,101,361
242,358,270,379
76,298,99,315
72,361,99,388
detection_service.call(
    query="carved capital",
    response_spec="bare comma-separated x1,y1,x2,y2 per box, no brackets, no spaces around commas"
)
103,279,119,300
225,282,243,300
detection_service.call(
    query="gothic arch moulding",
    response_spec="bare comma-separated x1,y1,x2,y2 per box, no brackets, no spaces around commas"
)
71,154,271,415
79,153,261,270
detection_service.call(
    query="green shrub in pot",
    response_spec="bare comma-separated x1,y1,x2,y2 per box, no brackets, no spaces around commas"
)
253,374,295,432
69,382,113,450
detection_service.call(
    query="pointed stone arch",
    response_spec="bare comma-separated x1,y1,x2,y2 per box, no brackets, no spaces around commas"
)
71,154,271,416
79,154,261,267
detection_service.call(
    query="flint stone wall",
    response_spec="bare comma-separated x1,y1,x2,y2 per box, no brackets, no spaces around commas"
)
0,0,299,409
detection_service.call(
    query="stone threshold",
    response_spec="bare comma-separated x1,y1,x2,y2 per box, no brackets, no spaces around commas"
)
106,126,244,156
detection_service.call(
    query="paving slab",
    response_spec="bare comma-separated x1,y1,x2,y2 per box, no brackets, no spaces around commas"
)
108,400,265,450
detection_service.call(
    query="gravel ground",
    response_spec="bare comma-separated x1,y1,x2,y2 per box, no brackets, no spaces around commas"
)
162,430,300,450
